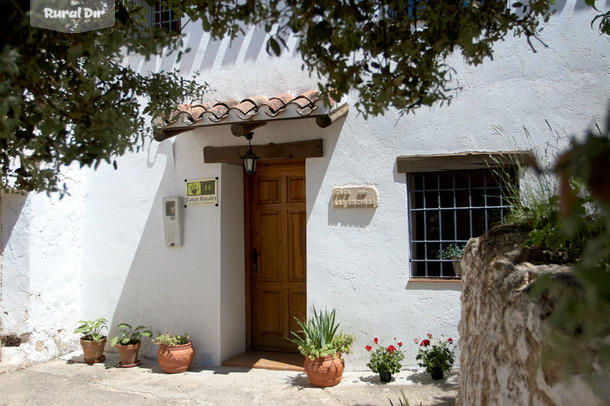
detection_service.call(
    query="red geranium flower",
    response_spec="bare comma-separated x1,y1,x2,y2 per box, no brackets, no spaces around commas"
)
420,339,431,347
427,333,432,339
387,345,397,353
397,342,403,347
447,338,453,343
374,337,378,344
365,345,372,351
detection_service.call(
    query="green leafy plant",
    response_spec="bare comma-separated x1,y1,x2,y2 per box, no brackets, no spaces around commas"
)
287,308,353,360
498,159,571,255
537,118,610,379
415,334,455,374
2,3,209,195
366,337,405,375
491,140,600,262
437,243,466,260
110,323,153,347
74,318,108,342
488,117,610,383
153,333,190,346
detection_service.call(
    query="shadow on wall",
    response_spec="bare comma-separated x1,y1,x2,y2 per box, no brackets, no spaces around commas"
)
105,113,348,368
304,115,347,222
107,139,220,367
1,192,27,256
129,0,588,79
328,203,376,228
0,192,27,357
131,24,280,77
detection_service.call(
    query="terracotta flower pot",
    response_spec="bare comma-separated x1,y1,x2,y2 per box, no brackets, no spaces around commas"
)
157,342,195,373
80,337,106,364
116,342,142,367
303,354,345,387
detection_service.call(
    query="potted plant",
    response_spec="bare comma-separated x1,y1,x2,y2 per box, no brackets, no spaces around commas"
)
438,243,466,276
365,337,404,383
153,333,195,373
288,308,353,387
414,333,456,380
74,317,108,364
110,323,153,367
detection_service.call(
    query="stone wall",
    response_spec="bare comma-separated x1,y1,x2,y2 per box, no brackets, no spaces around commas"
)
457,227,607,406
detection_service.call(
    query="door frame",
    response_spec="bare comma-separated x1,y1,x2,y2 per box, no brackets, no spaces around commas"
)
243,159,306,351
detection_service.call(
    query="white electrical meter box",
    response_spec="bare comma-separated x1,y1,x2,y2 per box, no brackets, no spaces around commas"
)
163,196,183,247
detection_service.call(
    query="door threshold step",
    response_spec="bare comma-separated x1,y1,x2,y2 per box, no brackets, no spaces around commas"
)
222,351,305,372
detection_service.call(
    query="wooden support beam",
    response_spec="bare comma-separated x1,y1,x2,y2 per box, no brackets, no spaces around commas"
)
154,127,191,142
396,151,534,173
230,122,268,137
204,139,323,165
316,103,349,128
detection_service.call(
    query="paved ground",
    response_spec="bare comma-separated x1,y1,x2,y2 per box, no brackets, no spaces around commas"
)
0,352,458,405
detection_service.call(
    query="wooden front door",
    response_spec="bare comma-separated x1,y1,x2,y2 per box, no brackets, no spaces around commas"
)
246,160,306,352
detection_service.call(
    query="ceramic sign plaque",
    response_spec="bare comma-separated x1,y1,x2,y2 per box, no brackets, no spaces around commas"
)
332,187,378,208
185,178,218,207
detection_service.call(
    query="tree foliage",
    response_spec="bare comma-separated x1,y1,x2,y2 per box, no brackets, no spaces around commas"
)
3,0,606,194
587,0,610,35
545,113,610,378
166,0,557,116
1,0,206,195
173,0,609,116
496,110,610,380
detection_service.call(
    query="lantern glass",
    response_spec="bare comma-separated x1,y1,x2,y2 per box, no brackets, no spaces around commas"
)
240,149,259,174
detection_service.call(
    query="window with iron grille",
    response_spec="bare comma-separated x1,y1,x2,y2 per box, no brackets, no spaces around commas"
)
406,166,518,279
150,0,181,33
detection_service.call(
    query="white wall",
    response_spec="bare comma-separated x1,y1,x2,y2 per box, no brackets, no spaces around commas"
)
0,166,86,365
79,134,228,366
1,1,609,370
303,3,609,369
306,104,465,369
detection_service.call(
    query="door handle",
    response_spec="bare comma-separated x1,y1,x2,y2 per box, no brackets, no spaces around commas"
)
252,248,260,274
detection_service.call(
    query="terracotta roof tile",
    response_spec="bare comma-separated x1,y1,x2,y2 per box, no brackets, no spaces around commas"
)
288,95,313,109
230,98,261,120
188,105,208,120
166,90,332,126
262,93,294,116
300,89,322,103
157,90,346,141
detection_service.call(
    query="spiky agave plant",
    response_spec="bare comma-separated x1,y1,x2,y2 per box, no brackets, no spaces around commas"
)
288,307,353,360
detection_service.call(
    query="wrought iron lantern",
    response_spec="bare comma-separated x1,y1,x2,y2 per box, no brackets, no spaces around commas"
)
240,132,259,174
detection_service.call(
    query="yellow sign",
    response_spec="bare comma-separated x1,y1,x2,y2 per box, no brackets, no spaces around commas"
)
185,178,218,207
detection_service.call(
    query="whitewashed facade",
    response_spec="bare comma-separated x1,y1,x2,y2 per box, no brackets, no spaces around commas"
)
1,2,609,369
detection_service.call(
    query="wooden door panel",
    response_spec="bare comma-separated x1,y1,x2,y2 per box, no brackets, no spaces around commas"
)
257,178,280,204
288,210,307,281
248,160,306,352
258,211,282,281
289,290,307,335
287,176,306,203
260,290,281,334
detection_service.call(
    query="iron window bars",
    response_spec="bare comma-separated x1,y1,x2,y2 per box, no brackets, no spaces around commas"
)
408,169,516,279
149,0,181,33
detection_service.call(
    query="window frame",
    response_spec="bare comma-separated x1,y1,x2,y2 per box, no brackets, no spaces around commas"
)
397,151,532,280
149,0,181,34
